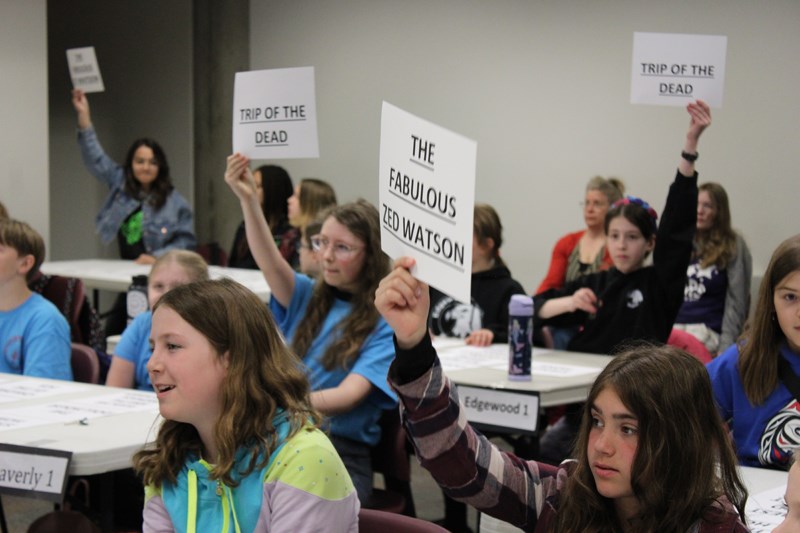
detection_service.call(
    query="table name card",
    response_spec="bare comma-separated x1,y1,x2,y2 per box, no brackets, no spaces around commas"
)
0,444,71,502
457,385,539,434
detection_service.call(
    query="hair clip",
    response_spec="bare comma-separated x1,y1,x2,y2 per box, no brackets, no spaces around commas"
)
611,196,659,229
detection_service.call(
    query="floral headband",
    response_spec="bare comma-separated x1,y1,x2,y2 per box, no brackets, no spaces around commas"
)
611,196,658,231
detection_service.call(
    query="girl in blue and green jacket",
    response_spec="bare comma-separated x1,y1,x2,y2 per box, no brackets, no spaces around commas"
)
133,279,359,532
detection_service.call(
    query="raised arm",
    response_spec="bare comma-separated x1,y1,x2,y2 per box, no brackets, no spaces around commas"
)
224,153,295,306
71,89,92,130
376,258,556,529
678,99,711,177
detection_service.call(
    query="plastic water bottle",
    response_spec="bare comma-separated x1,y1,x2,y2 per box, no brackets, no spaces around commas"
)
508,295,533,381
126,275,149,324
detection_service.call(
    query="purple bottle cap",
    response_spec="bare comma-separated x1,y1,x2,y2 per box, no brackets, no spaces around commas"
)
509,294,533,316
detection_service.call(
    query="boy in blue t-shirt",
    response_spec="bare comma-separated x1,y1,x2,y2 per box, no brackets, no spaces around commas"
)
0,219,72,380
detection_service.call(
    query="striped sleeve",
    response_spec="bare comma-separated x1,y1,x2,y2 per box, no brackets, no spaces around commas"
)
389,355,568,530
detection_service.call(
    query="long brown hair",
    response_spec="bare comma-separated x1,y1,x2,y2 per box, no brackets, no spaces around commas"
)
291,200,389,370
739,234,800,404
133,279,318,488
555,344,747,532
695,182,738,269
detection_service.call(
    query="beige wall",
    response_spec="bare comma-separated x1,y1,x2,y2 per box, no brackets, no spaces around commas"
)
250,0,800,291
0,1,49,246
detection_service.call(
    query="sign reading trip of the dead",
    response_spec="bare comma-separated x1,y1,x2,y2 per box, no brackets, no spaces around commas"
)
630,32,727,108
379,102,476,304
232,66,319,159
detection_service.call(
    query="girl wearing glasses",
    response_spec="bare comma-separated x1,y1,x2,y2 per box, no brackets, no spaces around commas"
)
225,154,396,505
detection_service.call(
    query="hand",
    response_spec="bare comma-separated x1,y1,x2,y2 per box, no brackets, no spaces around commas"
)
375,257,429,349
466,328,494,347
71,89,92,129
571,287,598,314
224,153,258,202
686,99,711,144
135,254,156,265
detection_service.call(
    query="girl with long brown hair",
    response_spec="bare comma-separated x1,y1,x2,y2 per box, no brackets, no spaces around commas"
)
376,257,748,531
674,182,752,355
708,234,800,470
133,279,358,531
225,154,395,504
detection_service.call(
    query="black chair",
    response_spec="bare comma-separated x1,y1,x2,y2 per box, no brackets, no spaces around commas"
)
365,408,416,516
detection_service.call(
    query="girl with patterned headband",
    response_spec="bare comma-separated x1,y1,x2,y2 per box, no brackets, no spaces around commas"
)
532,99,709,464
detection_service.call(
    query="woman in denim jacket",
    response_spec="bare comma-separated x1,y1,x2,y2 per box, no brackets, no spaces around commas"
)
71,89,196,265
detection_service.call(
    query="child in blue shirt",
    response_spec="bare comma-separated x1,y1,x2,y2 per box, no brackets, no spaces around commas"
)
708,233,800,469
0,219,71,380
106,250,208,390
225,154,396,505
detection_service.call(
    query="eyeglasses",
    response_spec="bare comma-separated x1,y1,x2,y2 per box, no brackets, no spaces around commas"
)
579,200,609,209
310,237,363,258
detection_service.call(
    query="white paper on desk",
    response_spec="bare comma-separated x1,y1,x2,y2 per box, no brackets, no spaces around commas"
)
439,344,600,377
379,102,476,304
70,391,158,414
232,67,319,159
0,414,53,431
8,401,120,423
630,32,727,108
0,381,79,404
66,46,105,93
745,485,787,532
439,345,508,373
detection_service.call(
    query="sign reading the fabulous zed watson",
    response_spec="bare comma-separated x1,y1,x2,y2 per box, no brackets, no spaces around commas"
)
378,102,476,303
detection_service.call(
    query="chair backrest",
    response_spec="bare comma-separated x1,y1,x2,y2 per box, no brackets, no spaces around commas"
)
196,242,229,266
29,273,106,354
358,509,448,533
366,408,416,516
27,509,101,533
667,328,712,364
71,343,101,384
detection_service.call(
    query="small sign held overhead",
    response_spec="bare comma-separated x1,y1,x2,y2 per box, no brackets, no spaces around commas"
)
66,46,105,93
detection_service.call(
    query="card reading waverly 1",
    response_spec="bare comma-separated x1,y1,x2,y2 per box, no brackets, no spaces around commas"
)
233,67,319,159
379,102,476,304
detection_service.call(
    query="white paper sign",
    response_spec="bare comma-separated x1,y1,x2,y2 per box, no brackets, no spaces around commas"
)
0,444,71,501
379,102,477,303
232,67,319,159
66,46,105,93
630,32,727,108
457,385,539,433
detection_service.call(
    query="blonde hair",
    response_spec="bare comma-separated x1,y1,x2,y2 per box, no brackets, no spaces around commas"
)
586,176,625,204
151,250,209,282
291,178,337,229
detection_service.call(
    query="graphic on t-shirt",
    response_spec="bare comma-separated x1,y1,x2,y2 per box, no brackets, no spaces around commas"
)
3,336,22,371
684,263,717,302
626,289,644,309
758,398,800,467
430,297,483,338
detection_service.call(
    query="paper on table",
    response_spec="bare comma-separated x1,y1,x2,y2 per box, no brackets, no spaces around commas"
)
438,344,600,377
6,391,158,425
0,380,80,404
745,485,787,532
